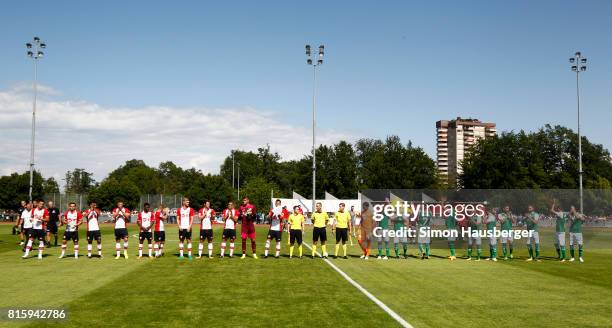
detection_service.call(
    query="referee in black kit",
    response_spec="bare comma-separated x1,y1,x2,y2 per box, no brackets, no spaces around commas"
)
46,201,60,247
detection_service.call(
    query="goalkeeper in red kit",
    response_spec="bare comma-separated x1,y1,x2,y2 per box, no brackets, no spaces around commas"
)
240,197,258,259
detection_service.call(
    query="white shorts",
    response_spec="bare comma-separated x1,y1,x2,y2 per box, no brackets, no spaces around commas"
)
555,232,566,247
501,230,513,243
487,229,497,245
468,236,481,246
526,231,540,245
377,231,390,243
569,232,583,246
394,235,408,244
417,227,430,244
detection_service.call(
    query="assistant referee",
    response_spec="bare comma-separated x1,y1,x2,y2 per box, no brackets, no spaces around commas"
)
311,202,329,258
288,206,305,259
333,203,352,259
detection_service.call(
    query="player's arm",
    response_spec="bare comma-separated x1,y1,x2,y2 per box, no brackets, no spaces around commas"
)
348,214,353,234
331,213,336,231
42,210,49,222
16,214,22,227
137,213,143,230
189,209,194,230
76,211,83,226
549,200,558,216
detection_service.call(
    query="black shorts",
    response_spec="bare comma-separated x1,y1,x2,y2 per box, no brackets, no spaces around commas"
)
30,229,45,240
313,227,327,242
114,228,128,240
23,228,32,238
87,230,101,243
155,231,165,242
267,230,282,241
178,229,192,240
200,229,213,241
222,229,236,240
289,229,303,245
46,224,58,234
139,231,152,242
335,228,348,243
63,230,79,242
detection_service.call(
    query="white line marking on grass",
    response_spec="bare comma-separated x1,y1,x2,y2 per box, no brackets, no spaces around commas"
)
303,242,413,328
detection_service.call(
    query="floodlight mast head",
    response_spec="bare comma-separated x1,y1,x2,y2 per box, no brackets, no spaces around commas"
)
306,44,324,66
26,37,46,59
570,51,586,74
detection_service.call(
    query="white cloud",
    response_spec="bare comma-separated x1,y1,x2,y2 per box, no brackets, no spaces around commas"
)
0,84,352,183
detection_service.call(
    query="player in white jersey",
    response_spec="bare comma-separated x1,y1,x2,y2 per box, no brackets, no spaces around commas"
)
83,201,102,258
220,201,239,258
137,203,154,258
22,200,49,259
112,201,131,259
15,200,27,246
17,201,33,248
58,202,83,259
177,198,195,260
153,204,167,257
198,200,216,259
265,199,288,258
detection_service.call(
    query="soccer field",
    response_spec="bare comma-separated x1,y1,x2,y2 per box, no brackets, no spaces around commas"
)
1,224,611,328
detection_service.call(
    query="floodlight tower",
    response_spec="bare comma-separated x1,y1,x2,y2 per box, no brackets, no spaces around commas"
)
306,44,324,213
569,51,586,213
26,37,46,202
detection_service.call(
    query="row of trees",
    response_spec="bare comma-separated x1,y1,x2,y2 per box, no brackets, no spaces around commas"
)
460,125,612,189
0,171,59,209
1,126,610,212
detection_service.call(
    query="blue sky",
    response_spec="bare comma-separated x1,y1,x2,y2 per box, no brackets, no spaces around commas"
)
1,1,611,180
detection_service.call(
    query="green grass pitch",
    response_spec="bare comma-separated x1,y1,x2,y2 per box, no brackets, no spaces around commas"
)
0,224,610,328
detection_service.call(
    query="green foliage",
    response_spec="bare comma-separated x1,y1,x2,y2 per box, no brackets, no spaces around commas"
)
0,171,44,209
87,178,140,210
460,125,612,189
42,177,60,194
64,168,96,193
184,174,233,210
356,136,437,189
240,176,279,212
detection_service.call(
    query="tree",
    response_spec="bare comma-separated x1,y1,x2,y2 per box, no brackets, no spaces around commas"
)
42,177,60,195
184,174,233,211
240,176,279,213
64,169,96,194
0,171,44,209
356,136,436,189
460,125,612,189
87,178,140,210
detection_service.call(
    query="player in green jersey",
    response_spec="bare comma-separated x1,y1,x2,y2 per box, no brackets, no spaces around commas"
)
377,214,391,260
445,207,457,260
417,213,432,259
391,214,409,259
568,206,585,262
498,206,515,260
550,200,568,262
466,214,482,261
524,205,541,261
484,207,498,261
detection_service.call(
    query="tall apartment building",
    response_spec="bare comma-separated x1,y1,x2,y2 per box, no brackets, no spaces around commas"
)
436,117,496,184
